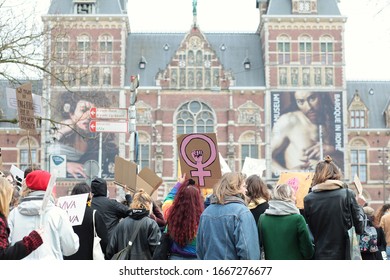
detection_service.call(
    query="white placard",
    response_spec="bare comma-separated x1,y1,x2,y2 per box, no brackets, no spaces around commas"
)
57,193,89,226
241,157,266,178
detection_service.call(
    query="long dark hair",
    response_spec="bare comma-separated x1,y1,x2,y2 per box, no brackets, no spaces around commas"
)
167,179,204,247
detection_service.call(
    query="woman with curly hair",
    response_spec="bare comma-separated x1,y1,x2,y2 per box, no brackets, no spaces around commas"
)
162,174,204,260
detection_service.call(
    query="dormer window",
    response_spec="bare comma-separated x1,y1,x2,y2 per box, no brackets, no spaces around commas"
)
74,0,96,14
298,0,310,13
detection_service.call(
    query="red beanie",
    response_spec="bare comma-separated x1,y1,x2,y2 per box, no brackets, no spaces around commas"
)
25,170,51,191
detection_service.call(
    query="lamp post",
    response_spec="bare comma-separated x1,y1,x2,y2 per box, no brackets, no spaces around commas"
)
378,147,389,204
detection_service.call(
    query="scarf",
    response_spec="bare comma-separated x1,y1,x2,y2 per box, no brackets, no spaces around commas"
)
209,194,247,206
311,179,344,192
248,198,267,210
264,200,300,216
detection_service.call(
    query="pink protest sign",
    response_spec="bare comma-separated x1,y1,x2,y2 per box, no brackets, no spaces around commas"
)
177,133,222,188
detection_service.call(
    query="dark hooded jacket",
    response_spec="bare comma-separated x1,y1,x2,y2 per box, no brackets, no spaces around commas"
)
303,180,364,260
106,208,161,260
91,178,130,241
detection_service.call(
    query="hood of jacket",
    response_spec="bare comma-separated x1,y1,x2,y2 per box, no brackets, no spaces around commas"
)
128,208,150,220
17,191,55,216
91,178,107,197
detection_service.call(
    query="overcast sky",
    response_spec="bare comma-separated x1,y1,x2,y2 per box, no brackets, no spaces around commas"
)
8,0,390,81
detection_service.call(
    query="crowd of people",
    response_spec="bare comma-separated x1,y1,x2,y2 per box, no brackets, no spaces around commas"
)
1,155,389,260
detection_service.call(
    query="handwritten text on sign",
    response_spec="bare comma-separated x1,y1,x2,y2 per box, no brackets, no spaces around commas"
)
57,193,88,226
16,83,35,130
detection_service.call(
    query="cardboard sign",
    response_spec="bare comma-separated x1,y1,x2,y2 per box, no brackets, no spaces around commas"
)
242,157,266,178
353,174,363,195
16,83,35,131
6,87,42,116
277,172,313,209
114,156,137,192
177,133,221,188
57,193,89,226
114,156,163,195
137,167,163,195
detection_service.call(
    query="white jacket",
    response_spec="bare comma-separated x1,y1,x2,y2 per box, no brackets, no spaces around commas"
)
8,191,79,260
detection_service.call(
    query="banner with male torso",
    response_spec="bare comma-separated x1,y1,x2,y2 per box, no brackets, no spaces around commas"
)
270,91,344,178
177,133,222,189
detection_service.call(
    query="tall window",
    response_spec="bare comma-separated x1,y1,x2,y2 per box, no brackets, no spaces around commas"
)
18,137,38,171
299,36,312,65
320,37,334,65
137,133,150,170
351,149,367,182
240,132,259,168
55,36,69,63
176,101,215,135
77,35,90,64
279,67,287,86
350,110,366,128
99,35,113,64
277,36,291,65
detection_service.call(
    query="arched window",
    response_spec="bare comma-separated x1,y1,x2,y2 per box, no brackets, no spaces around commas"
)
299,35,312,65
17,137,39,171
320,35,334,65
55,35,69,64
277,35,291,65
77,34,90,64
99,35,113,64
176,101,215,135
239,132,259,169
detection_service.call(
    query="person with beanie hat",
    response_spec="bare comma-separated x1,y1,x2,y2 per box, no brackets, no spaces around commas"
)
91,177,130,241
8,170,79,259
0,177,43,260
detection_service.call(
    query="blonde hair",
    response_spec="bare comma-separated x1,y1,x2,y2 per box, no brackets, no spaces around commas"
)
0,177,15,217
273,184,295,202
213,172,246,204
130,189,152,209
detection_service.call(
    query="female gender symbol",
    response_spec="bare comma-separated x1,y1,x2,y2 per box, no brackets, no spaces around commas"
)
180,134,217,186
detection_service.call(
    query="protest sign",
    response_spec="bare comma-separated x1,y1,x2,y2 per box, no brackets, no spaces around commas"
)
57,193,89,226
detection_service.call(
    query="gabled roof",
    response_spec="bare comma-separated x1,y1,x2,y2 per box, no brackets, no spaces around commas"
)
346,81,390,129
125,32,265,88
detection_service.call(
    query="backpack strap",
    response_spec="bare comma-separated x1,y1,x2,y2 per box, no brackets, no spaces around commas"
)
128,218,146,246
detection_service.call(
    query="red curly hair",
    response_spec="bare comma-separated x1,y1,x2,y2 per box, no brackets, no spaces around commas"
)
167,179,204,247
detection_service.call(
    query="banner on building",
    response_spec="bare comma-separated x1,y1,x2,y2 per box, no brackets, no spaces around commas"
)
270,91,344,178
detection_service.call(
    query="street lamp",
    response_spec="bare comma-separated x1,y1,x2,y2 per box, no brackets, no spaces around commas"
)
378,147,389,204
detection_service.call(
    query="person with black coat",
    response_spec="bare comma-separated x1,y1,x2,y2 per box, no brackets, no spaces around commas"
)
107,189,161,260
64,182,108,260
90,178,130,241
304,155,365,260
